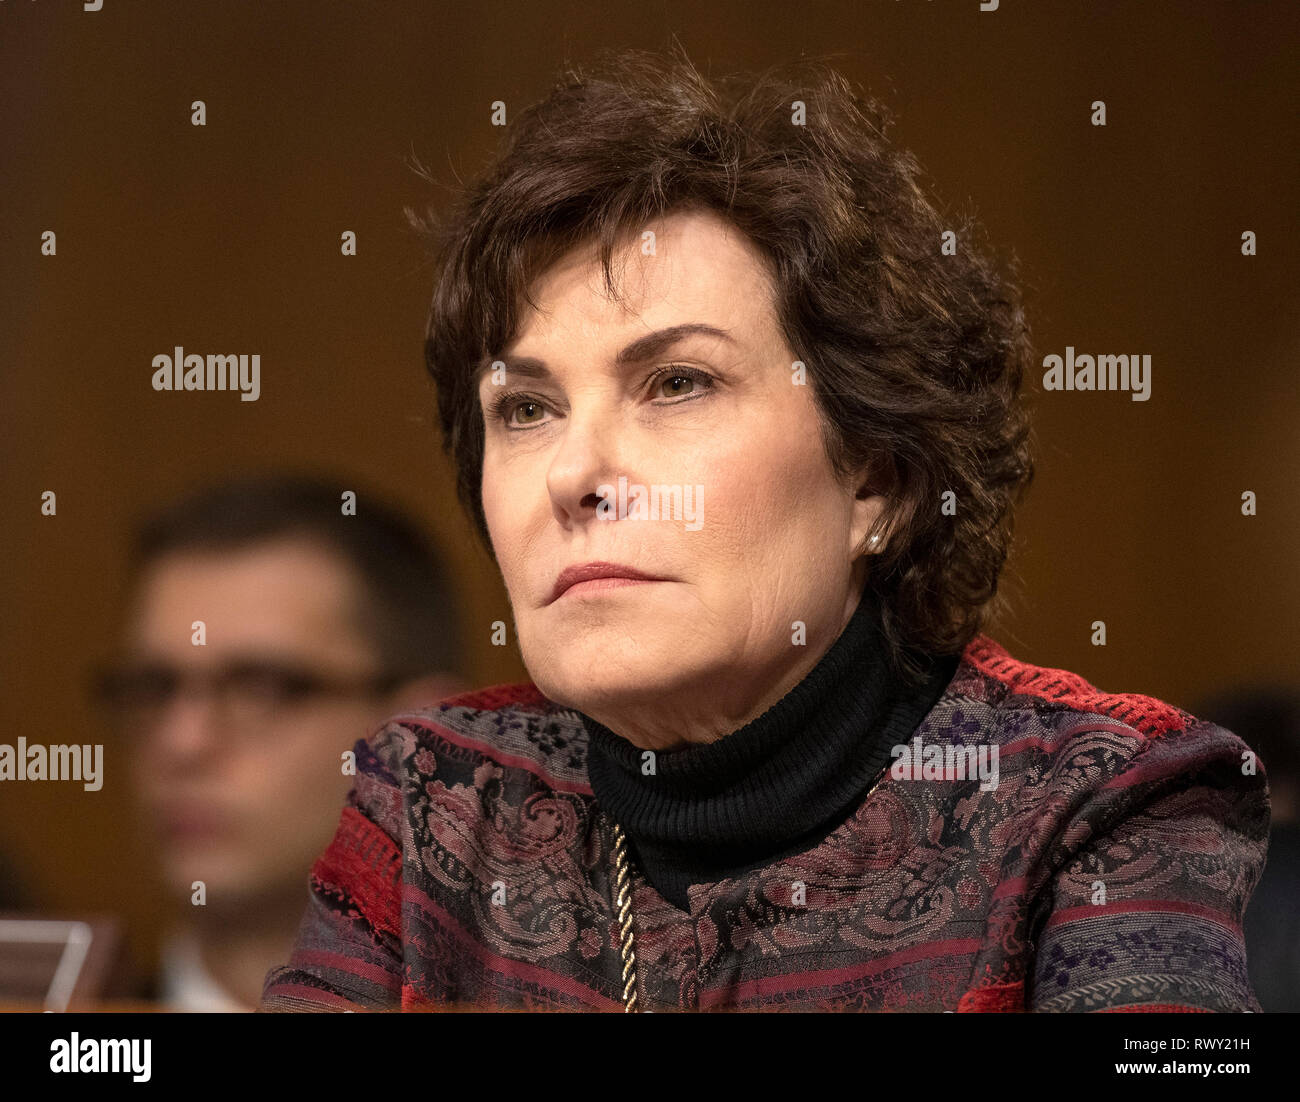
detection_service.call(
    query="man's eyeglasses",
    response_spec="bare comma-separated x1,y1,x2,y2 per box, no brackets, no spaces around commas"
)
89,659,407,732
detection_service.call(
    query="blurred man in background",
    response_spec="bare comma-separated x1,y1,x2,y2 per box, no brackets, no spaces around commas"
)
93,475,467,1009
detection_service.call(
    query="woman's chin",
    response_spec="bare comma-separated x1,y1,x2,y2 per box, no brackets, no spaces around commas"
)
533,661,688,715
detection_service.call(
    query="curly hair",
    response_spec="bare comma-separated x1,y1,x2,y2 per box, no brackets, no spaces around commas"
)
408,45,1036,688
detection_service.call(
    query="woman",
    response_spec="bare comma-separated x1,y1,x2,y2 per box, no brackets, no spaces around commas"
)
262,49,1267,1012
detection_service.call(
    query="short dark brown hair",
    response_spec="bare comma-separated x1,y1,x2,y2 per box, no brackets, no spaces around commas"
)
127,474,464,682
409,46,1035,685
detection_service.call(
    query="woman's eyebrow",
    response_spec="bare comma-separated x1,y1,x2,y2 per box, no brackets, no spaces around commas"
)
614,323,735,365
475,323,736,389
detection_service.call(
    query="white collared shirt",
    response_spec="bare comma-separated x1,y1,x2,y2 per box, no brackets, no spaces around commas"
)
158,929,248,1012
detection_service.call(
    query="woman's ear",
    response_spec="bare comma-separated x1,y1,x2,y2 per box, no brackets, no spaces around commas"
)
850,497,889,559
848,463,892,560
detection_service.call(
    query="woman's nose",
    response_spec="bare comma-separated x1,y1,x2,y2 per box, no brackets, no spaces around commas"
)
545,404,629,524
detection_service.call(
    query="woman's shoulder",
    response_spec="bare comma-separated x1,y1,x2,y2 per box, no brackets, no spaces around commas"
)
940,632,1264,805
951,632,1208,740
350,681,593,797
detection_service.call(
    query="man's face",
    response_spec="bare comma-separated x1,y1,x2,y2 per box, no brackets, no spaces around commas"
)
122,538,387,913
478,208,879,747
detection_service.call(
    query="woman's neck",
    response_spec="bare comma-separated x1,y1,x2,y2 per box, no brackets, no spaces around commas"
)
579,584,959,910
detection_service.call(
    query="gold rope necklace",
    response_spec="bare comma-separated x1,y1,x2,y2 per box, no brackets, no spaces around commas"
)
610,821,640,1012
608,764,895,1014
608,765,894,1013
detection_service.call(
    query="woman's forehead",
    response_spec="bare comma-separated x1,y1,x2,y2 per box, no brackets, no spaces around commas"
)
504,218,777,355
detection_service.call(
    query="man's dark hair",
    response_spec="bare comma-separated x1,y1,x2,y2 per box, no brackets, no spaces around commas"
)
408,45,1035,687
126,474,463,682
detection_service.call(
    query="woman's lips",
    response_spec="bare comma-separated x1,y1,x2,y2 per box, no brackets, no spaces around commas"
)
557,576,664,598
549,561,671,603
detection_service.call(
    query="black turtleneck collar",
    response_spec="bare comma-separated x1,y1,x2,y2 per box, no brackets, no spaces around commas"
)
580,586,959,911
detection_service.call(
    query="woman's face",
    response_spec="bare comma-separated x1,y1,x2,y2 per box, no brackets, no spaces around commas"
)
478,207,884,749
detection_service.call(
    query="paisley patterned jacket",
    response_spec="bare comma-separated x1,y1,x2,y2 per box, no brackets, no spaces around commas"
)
261,634,1269,1012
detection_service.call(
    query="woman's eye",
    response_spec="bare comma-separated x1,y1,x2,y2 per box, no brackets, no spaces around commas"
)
510,400,546,425
652,367,712,401
490,394,549,427
491,369,710,429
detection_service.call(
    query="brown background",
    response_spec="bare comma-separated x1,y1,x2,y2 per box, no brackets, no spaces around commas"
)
1,0,1297,975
